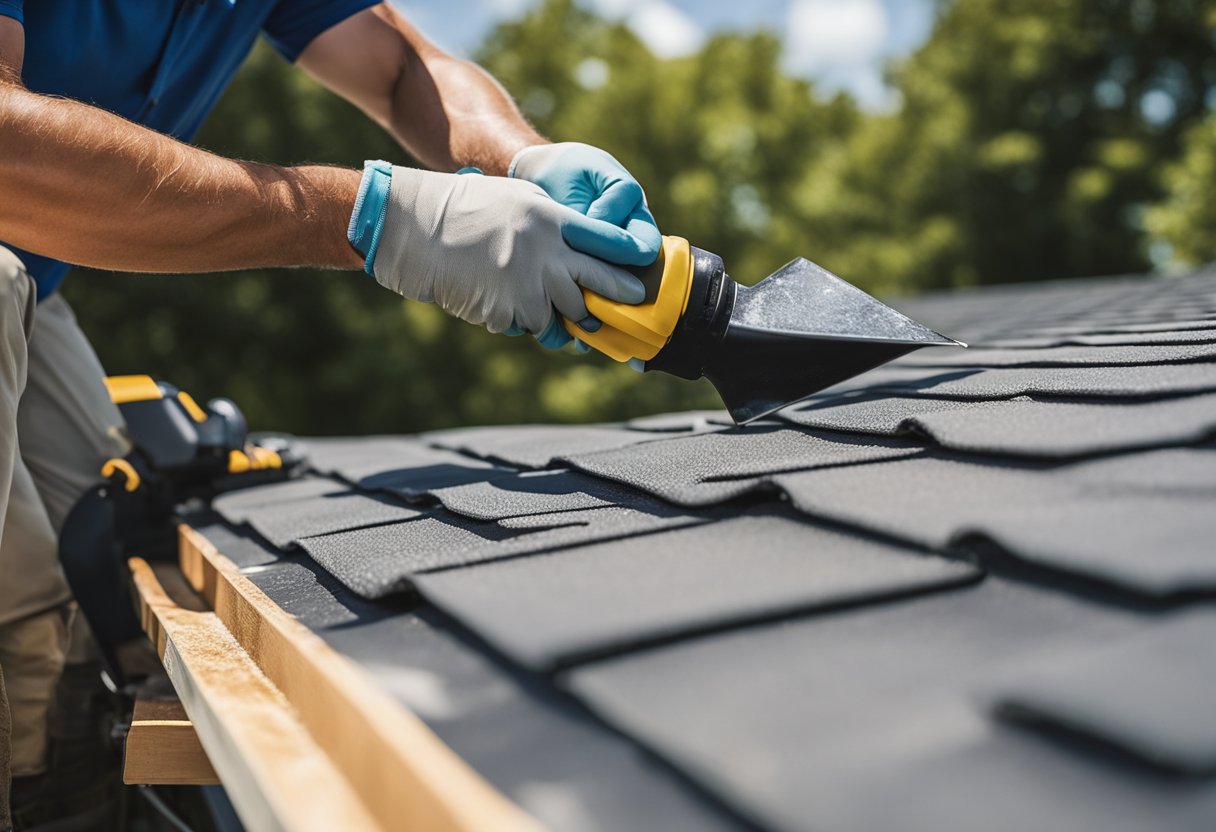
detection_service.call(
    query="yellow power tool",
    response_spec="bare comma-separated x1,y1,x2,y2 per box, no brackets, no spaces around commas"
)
565,236,962,423
59,376,303,684
100,374,293,491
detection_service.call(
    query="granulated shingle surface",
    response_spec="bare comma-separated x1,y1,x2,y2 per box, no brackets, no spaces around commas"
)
424,423,692,468
197,526,739,832
990,610,1216,776
778,393,1216,458
213,476,422,548
195,267,1216,832
427,470,653,521
297,505,708,599
1061,446,1216,493
772,456,1216,598
985,328,1216,348
820,362,1216,400
563,579,1186,832
305,436,515,497
776,395,1028,436
623,410,735,431
894,342,1216,368
902,393,1216,456
561,426,921,506
1020,319,1216,336
414,513,980,670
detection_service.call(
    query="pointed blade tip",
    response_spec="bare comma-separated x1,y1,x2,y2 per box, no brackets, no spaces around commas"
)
923,331,966,348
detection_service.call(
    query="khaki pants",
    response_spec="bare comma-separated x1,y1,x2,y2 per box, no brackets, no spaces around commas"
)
0,247,127,824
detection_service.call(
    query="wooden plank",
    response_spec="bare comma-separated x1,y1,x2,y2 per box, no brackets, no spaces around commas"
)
123,697,220,785
178,524,543,832
130,558,383,832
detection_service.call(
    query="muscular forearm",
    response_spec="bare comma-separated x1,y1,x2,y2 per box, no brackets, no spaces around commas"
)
299,6,544,177
0,81,363,273
387,51,545,176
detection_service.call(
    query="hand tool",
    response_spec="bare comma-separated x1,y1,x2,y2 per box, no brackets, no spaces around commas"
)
565,236,964,423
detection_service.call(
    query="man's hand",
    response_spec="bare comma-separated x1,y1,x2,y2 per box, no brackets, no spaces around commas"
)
510,142,662,267
348,162,646,347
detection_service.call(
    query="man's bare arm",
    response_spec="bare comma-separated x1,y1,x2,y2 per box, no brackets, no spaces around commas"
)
0,17,362,273
297,4,545,176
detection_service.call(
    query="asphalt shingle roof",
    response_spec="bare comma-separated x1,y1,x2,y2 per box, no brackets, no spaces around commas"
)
199,265,1216,831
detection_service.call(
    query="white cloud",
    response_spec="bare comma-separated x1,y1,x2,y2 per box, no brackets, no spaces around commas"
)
627,1,705,58
585,0,643,15
583,0,704,59
784,0,894,109
786,0,888,73
480,0,537,16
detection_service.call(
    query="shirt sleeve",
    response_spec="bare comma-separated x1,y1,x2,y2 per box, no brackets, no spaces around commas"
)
262,0,381,63
0,0,23,24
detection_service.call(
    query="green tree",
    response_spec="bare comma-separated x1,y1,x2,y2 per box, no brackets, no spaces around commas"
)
797,0,1216,291
1148,114,1216,266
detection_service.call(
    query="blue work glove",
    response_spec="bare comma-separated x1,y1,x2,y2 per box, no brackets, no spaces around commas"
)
509,142,662,268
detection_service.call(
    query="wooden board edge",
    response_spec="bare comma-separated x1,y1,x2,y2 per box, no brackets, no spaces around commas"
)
130,557,384,832
124,697,220,785
178,524,544,832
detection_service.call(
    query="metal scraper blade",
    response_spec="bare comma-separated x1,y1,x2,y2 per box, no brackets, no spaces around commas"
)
704,258,963,424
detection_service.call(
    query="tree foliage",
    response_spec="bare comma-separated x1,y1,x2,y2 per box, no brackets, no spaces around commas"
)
64,0,1216,434
797,0,1216,290
1148,113,1216,266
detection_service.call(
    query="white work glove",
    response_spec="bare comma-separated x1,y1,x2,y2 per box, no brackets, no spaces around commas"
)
347,161,646,342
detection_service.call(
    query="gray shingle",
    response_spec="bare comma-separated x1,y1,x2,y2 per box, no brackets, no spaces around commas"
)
820,362,1216,400
624,411,734,432
984,328,1216,348
896,343,1216,369
1021,319,1216,337
305,436,450,479
778,393,1216,459
561,425,921,506
989,610,1216,776
228,491,422,550
225,533,741,832
211,475,349,510
427,469,649,521
297,505,707,599
771,455,1216,598
305,436,512,496
1062,447,1216,493
564,579,1207,832
905,395,1216,457
213,268,1216,831
776,396,1029,436
211,475,421,549
425,424,684,468
414,513,981,670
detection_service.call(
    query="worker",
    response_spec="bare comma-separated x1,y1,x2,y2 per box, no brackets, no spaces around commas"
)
0,2,659,827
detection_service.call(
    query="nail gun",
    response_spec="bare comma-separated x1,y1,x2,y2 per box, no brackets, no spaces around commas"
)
58,375,305,685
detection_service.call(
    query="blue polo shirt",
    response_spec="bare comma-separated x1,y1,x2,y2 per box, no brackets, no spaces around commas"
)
0,0,378,299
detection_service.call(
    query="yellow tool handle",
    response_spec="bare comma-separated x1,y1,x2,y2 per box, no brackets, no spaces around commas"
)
228,446,283,474
101,458,141,492
563,235,696,363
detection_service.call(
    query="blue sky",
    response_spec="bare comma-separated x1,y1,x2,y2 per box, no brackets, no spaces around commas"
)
396,0,937,109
